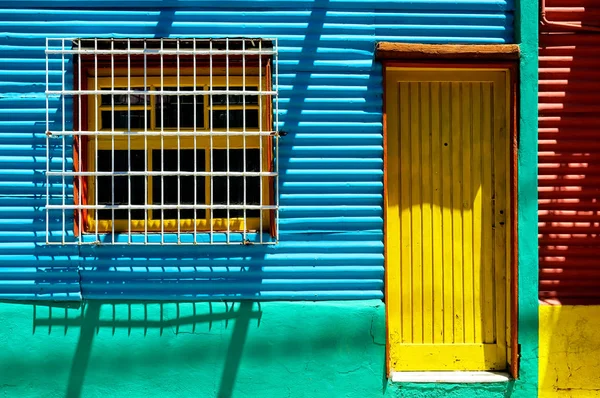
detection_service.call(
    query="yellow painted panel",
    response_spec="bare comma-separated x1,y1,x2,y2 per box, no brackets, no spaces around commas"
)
385,68,510,372
540,305,600,397
395,344,506,371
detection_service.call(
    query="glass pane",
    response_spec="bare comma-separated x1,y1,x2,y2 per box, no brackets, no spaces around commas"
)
152,149,206,220
212,149,261,218
101,110,150,130
96,150,146,220
101,88,149,106
211,109,259,129
155,87,204,129
211,86,258,105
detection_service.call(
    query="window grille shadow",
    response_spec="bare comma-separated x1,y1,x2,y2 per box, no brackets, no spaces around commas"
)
32,301,261,398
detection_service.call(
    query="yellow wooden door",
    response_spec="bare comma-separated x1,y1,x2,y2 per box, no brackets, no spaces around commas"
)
385,68,510,372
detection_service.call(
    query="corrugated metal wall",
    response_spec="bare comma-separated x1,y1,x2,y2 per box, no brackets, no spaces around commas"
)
0,1,515,300
539,1,600,303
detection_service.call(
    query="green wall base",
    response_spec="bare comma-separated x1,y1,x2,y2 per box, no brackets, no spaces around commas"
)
0,300,531,398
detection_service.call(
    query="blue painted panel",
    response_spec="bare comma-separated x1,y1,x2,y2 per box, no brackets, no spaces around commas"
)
0,2,515,300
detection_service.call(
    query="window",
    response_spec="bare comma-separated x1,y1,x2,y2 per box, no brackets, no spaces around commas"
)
45,38,279,245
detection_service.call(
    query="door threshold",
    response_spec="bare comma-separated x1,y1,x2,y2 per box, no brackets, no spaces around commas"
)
391,371,511,384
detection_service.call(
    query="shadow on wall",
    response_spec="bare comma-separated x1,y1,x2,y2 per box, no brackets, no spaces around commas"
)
538,17,600,304
33,301,261,398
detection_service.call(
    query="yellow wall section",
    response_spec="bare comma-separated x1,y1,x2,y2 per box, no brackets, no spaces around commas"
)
539,305,600,397
385,68,511,372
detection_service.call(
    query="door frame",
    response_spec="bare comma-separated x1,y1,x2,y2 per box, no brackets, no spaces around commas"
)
381,59,519,378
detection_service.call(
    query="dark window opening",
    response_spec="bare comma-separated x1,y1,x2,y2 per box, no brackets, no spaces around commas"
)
97,150,146,220
152,149,206,220
211,109,259,129
101,88,149,106
156,87,204,129
101,110,151,130
212,86,258,105
212,149,261,218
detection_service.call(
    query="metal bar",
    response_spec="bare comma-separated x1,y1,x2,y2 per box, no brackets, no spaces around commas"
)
193,37,198,244
177,39,181,244
47,89,276,96
94,38,99,242
275,38,280,242
242,39,247,242
48,171,276,177
111,39,115,243
49,204,278,210
226,37,231,244
60,39,67,244
45,38,50,244
61,39,66,244
48,130,276,137
144,39,148,244
259,40,263,244
50,241,278,246
45,49,277,55
127,38,132,244
209,39,214,244
78,39,83,244
160,38,165,244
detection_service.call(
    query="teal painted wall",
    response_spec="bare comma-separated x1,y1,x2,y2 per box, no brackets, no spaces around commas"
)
1,300,527,398
514,0,539,396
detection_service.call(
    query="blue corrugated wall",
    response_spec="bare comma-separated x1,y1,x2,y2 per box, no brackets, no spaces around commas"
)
0,1,514,300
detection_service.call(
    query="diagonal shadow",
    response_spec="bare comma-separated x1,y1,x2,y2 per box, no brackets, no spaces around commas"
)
65,301,101,398
217,301,255,398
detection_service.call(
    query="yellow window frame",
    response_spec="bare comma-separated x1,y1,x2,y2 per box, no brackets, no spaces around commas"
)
85,74,272,234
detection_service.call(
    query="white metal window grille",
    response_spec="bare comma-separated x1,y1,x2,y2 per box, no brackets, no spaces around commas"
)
45,38,279,245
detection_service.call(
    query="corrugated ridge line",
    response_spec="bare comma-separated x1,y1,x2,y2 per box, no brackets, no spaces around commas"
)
0,5,513,300
539,28,600,302
0,1,516,11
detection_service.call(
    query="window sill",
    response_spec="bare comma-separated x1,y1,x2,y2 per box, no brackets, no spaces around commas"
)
390,372,511,384
79,232,276,245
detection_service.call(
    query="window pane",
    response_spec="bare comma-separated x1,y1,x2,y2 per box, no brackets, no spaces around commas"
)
101,110,150,130
212,86,258,105
152,149,206,220
96,150,146,220
101,88,149,106
155,87,204,129
211,109,259,129
212,149,261,218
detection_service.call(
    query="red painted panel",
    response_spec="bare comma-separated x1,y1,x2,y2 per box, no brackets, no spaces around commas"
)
539,1,600,303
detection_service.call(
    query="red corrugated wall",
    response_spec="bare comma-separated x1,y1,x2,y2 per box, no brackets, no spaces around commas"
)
539,0,600,303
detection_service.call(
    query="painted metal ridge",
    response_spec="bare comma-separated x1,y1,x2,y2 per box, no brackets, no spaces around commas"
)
391,371,511,383
375,42,520,60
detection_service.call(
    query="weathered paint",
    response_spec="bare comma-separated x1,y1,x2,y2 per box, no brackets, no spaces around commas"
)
539,305,600,396
386,68,510,371
538,2,600,304
0,1,515,300
0,300,532,398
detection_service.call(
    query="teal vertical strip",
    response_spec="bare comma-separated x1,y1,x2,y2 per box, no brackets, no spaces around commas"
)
515,0,539,396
